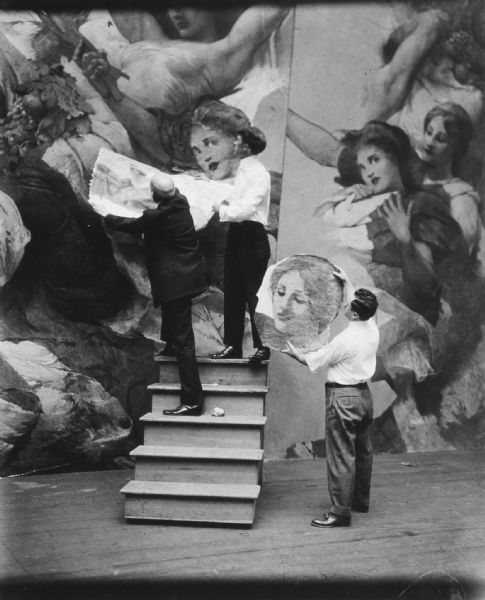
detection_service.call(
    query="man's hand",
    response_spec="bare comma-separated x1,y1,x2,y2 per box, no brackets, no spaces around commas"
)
333,265,349,283
283,341,307,365
333,265,355,307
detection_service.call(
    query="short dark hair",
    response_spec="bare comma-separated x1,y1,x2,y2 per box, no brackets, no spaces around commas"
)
350,288,378,321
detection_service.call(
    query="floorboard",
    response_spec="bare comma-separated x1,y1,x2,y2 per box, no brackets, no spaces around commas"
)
1,451,484,600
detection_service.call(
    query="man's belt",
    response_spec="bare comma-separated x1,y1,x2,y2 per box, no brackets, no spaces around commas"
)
325,382,368,390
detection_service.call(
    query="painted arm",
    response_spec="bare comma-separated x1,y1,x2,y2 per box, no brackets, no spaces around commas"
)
74,45,172,168
201,5,291,97
109,11,169,43
222,5,290,59
286,109,341,167
361,9,450,121
449,191,481,254
333,266,355,308
284,10,449,165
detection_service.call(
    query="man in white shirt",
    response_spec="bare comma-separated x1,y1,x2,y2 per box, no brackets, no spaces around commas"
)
285,268,379,527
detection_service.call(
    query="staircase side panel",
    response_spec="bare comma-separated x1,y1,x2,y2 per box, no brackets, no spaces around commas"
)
124,496,256,525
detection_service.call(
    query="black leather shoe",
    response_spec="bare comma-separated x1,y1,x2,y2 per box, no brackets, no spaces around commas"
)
311,513,351,528
248,347,270,365
163,404,202,416
211,346,242,359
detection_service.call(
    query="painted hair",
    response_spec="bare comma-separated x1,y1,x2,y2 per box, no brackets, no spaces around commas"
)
338,121,423,190
191,100,266,155
270,255,343,334
191,99,251,138
350,288,378,321
423,103,474,174
238,126,266,155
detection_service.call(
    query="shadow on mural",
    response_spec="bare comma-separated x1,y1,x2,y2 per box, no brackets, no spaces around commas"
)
281,0,485,458
0,6,292,475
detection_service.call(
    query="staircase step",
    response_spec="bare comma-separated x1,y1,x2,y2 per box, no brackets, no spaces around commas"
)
140,413,266,449
121,480,260,525
131,445,263,484
157,356,268,386
149,383,268,416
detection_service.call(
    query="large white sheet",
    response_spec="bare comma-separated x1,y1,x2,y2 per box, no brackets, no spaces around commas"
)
89,148,233,230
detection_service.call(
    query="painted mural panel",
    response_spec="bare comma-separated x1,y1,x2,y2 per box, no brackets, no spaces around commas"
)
273,0,485,457
0,7,293,474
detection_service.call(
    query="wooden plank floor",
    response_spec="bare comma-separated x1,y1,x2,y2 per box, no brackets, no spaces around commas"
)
1,451,484,600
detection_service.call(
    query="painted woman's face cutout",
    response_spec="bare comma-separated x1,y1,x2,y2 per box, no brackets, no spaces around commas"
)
357,145,402,194
256,256,344,353
190,125,240,180
273,270,313,335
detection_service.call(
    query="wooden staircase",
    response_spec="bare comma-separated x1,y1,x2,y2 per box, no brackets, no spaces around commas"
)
120,357,269,526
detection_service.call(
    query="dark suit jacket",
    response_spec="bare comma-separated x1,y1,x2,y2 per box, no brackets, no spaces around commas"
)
105,189,209,306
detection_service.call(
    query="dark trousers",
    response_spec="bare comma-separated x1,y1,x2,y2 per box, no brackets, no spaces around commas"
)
325,384,373,517
160,296,203,407
223,221,270,353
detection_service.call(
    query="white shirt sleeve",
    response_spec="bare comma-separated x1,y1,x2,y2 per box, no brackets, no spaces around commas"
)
219,166,270,222
304,332,351,374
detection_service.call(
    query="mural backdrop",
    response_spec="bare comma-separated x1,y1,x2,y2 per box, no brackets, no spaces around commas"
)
268,0,485,458
2,2,484,471
0,6,293,474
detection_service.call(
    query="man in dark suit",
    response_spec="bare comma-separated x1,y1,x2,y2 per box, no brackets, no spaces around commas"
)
104,173,209,416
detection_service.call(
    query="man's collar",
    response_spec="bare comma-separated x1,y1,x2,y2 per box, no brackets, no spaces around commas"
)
348,319,368,328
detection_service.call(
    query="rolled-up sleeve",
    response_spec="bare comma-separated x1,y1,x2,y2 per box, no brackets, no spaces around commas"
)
305,335,349,373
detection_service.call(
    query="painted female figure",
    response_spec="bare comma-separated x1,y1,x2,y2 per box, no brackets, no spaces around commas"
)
314,119,477,418
417,103,481,257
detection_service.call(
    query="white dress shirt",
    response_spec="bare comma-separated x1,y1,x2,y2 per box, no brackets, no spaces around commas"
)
219,156,270,225
305,318,379,384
